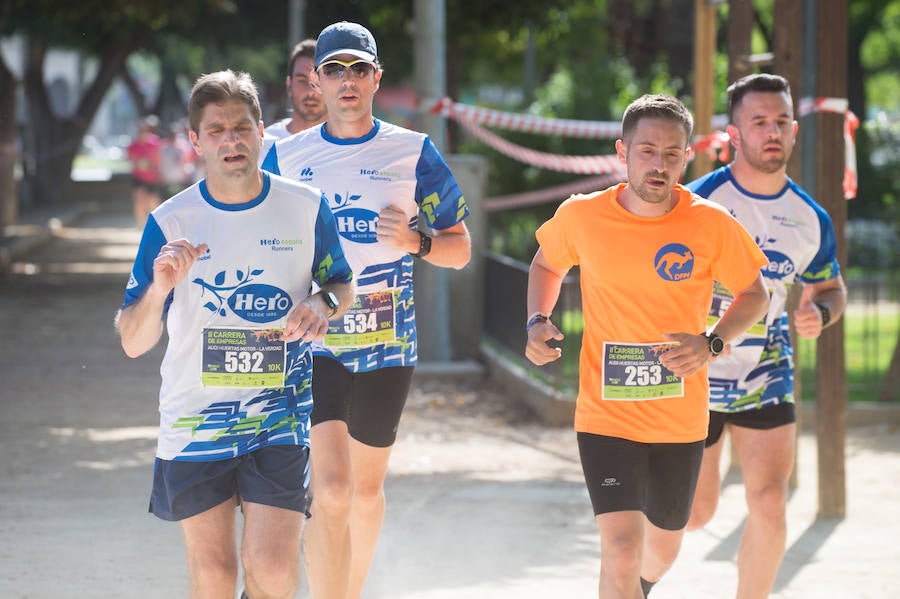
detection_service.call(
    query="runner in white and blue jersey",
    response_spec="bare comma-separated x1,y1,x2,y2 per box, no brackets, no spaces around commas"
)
685,73,847,599
262,21,471,599
116,70,354,599
261,39,327,163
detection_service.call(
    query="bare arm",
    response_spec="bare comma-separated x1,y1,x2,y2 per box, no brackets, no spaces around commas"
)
525,248,569,366
376,206,471,270
661,272,770,377
793,275,848,338
116,239,208,358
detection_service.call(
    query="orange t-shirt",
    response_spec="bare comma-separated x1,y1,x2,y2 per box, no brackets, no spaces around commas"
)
536,183,768,443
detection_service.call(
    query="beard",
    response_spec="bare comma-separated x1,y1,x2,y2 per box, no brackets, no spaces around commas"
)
632,173,674,204
744,148,788,174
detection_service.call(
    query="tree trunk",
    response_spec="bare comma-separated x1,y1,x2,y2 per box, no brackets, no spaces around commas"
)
879,335,900,402
22,33,143,207
0,51,17,227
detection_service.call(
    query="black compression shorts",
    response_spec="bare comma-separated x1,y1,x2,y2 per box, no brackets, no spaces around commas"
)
705,402,796,448
310,355,414,448
577,432,705,530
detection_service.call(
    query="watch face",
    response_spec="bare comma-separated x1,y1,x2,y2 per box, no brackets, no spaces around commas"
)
709,335,725,355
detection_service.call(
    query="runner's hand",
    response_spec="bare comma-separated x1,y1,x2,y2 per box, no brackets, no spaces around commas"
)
658,332,710,377
152,239,208,293
525,321,565,365
794,300,825,339
376,205,418,253
282,296,330,343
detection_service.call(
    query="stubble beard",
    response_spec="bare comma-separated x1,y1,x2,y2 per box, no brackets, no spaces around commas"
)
634,174,673,205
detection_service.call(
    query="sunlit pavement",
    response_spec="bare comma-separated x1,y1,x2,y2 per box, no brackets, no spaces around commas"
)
0,200,897,598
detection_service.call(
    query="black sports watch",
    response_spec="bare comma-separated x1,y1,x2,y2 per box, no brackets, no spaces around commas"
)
814,302,831,328
322,290,339,318
706,332,725,357
411,231,432,258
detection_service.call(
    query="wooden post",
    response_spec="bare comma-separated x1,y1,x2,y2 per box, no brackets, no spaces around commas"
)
775,0,805,179
692,0,717,179
774,0,805,490
727,0,754,83
723,0,754,476
813,0,848,519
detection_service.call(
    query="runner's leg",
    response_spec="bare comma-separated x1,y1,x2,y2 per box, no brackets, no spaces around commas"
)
730,422,796,599
241,501,305,599
304,420,353,599
180,497,238,599
596,510,645,599
346,440,394,599
687,431,727,531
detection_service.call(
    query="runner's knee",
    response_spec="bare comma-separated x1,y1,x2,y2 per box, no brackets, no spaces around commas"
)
745,479,789,520
686,491,718,530
599,534,642,580
311,473,353,521
242,554,299,599
187,552,238,591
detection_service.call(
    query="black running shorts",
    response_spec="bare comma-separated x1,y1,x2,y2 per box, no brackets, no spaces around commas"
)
577,432,705,530
705,402,796,447
310,356,414,448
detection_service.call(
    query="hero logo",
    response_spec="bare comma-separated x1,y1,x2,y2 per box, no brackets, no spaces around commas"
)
228,284,293,323
654,243,694,282
335,207,379,244
761,250,795,279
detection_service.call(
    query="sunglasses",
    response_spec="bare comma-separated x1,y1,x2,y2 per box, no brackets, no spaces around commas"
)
318,59,376,80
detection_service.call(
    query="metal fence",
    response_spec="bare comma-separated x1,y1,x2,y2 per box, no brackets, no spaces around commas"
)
484,252,900,400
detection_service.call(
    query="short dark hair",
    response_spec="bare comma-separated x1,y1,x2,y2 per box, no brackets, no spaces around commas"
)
727,73,792,122
621,94,694,143
187,70,261,133
288,39,317,77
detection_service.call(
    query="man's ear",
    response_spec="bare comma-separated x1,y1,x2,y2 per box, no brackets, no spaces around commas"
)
725,124,740,152
188,130,202,156
615,138,626,163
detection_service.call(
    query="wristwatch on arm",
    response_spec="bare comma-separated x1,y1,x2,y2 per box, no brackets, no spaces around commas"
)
526,312,550,331
705,332,725,357
814,302,831,327
411,231,432,258
321,290,339,318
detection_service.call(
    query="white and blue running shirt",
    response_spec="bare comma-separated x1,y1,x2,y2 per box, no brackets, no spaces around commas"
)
688,165,841,413
261,119,469,373
264,117,293,140
260,118,293,163
122,172,353,461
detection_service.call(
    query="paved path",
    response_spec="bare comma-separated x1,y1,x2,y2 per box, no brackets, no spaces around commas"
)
1,200,898,598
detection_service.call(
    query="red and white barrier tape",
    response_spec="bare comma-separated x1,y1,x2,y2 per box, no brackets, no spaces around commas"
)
429,97,622,139
799,97,859,199
431,96,858,199
454,116,626,176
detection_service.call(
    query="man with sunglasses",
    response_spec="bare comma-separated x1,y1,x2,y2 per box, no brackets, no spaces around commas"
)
261,21,471,599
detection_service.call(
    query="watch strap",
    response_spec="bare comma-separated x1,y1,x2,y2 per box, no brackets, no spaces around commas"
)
526,312,550,331
322,291,339,317
411,231,432,258
814,302,831,327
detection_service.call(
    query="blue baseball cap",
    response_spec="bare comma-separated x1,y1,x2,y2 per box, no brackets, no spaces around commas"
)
314,22,378,68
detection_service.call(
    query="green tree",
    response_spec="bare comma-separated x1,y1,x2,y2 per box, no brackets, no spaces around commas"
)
0,0,232,213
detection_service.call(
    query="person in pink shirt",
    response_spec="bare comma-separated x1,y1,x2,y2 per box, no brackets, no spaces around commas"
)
127,115,162,228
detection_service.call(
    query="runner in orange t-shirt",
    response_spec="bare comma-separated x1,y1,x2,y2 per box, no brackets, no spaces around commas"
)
526,94,769,599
